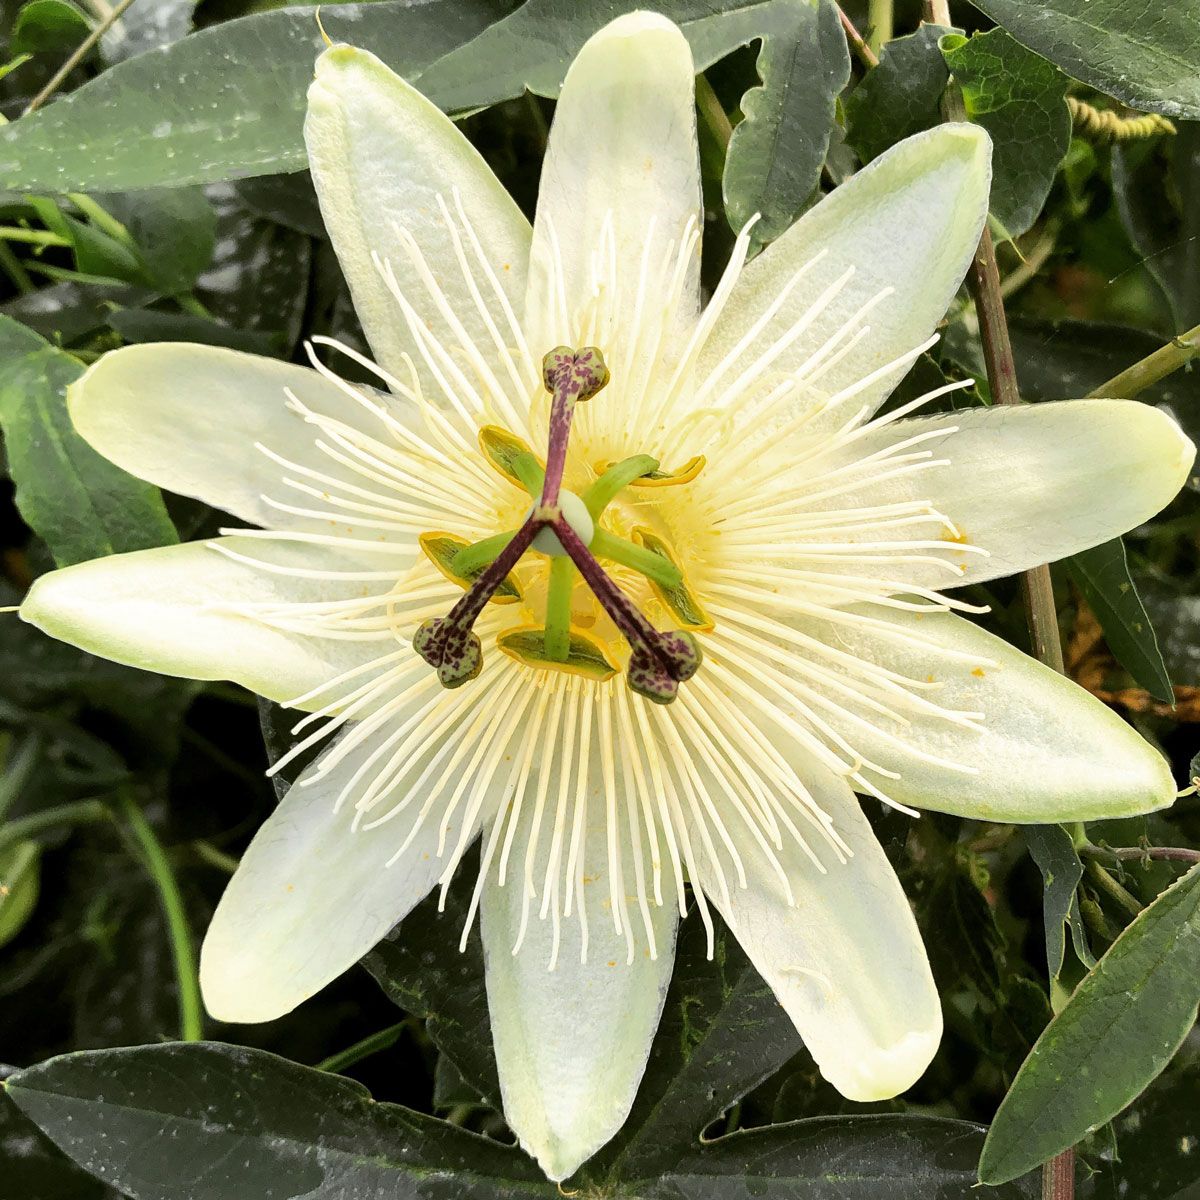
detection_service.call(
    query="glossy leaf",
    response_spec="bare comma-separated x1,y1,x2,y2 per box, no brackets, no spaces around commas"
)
101,0,193,64
721,0,850,244
12,0,91,56
1024,824,1084,982
941,28,1071,237
650,1116,1037,1199
5,1042,551,1199
844,24,951,164
0,316,177,565
971,0,1200,120
980,864,1200,1184
1067,538,1173,703
0,0,511,192
0,1087,114,1200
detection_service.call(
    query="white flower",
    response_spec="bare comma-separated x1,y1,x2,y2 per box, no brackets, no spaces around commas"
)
19,11,1193,1182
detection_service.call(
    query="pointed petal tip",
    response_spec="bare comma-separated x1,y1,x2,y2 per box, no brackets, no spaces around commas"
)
819,1023,942,1103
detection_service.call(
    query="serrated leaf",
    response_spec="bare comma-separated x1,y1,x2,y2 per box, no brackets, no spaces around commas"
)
0,315,177,565
980,863,1200,1185
1067,538,1173,703
721,0,850,244
0,0,512,193
649,1115,1037,1199
1024,824,1084,982
5,1042,551,1199
941,28,1071,237
971,0,1200,121
844,24,952,163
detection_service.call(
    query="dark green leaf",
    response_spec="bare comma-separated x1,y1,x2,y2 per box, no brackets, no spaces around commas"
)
1067,538,1173,702
5,1041,551,1199
12,0,91,56
940,28,1071,237
0,1086,115,1200
980,863,1200,1184
361,869,500,1110
649,1115,1037,1199
0,0,513,192
1024,824,1084,981
1112,124,1200,331
107,308,284,356
232,172,327,239
0,315,177,565
1,280,155,346
844,24,952,163
590,918,799,1182
722,0,850,244
970,0,1200,121
100,188,217,296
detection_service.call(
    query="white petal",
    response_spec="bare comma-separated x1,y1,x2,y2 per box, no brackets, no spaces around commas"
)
68,342,428,539
820,400,1195,587
687,753,940,1102
780,606,1177,822
18,537,401,705
700,124,990,426
481,804,678,1181
525,12,702,358
306,46,531,384
201,719,484,1023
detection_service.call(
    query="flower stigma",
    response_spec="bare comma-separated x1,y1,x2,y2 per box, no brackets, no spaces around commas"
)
413,346,704,705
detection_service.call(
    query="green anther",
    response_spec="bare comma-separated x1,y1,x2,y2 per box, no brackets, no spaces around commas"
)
449,530,521,580
498,627,618,681
581,454,659,518
420,531,521,602
632,528,713,632
478,425,545,495
590,528,683,591
543,556,575,662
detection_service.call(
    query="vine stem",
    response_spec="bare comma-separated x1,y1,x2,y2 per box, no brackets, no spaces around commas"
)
838,6,879,69
695,74,733,152
118,791,203,1042
1089,318,1200,399
317,1021,409,1073
24,0,138,115
924,4,1072,1197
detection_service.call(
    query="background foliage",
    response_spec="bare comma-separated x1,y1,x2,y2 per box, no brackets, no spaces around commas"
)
1,0,1198,1197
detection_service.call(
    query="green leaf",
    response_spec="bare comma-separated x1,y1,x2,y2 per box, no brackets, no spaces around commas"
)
721,0,850,244
0,315,177,565
107,308,284,357
1067,538,1173,703
100,188,217,296
1112,125,1200,331
5,1042,551,1199
979,863,1200,1184
970,0,1200,121
0,0,512,193
0,1088,112,1200
1024,824,1084,982
101,0,194,64
12,0,91,56
360,867,501,1110
940,28,1071,237
844,24,952,163
0,839,41,948
649,1116,1037,1198
587,918,800,1182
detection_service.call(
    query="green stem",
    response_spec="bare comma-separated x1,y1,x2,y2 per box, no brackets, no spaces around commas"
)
118,791,203,1042
451,530,520,579
67,192,134,247
590,528,683,590
1088,319,1200,400
1081,843,1200,866
867,0,893,53
191,839,240,874
0,226,71,247
695,74,733,153
1085,859,1144,920
317,1021,409,1073
544,557,575,661
0,798,109,854
177,292,214,319
581,454,658,518
838,6,879,69
0,239,35,293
